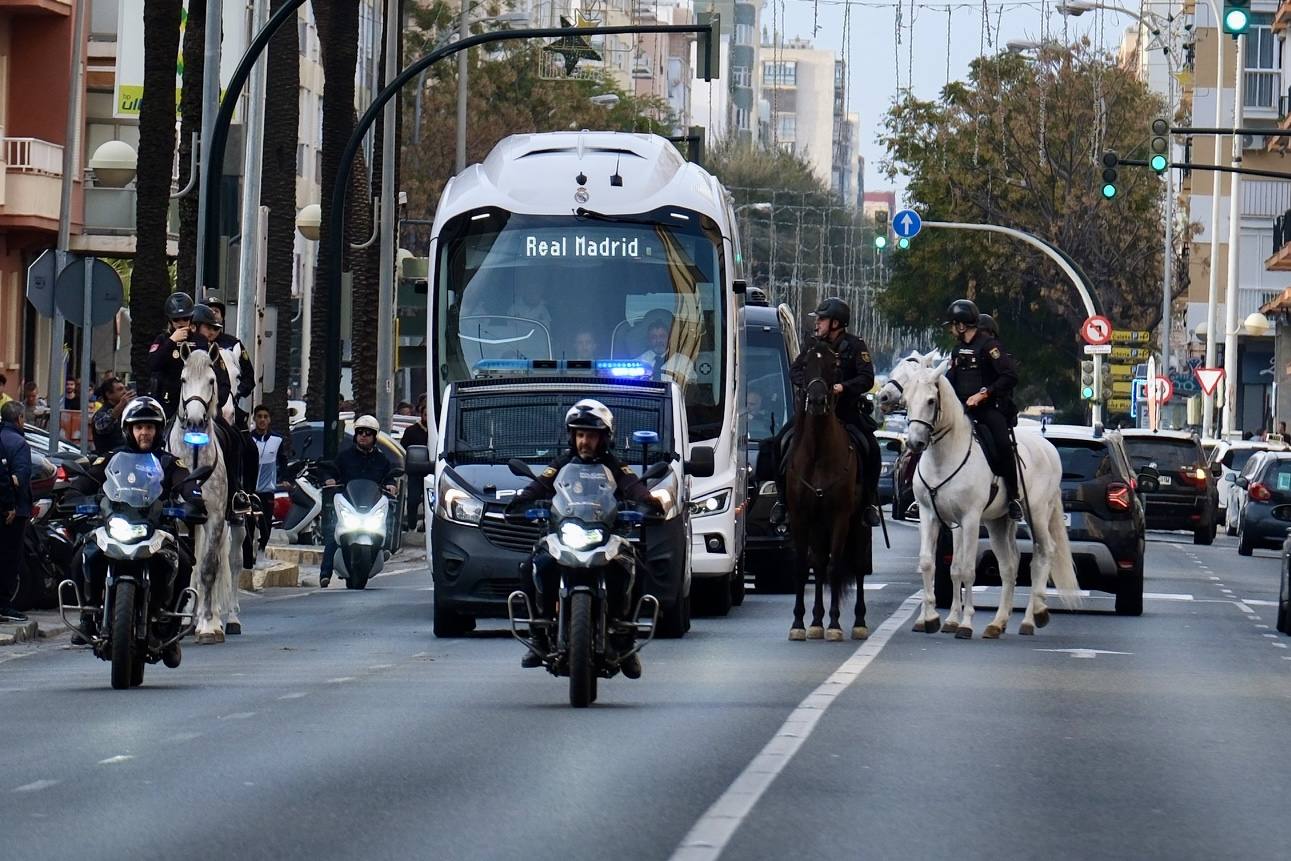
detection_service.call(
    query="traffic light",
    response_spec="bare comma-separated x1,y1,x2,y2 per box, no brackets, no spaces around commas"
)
1223,0,1250,35
874,209,888,249
897,237,910,249
1100,151,1119,199
1150,119,1169,174
695,12,721,80
1080,360,1096,400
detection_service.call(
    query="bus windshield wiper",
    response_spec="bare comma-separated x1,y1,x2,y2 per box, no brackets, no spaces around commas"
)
573,207,662,227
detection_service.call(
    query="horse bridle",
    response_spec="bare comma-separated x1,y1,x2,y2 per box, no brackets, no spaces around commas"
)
912,378,976,530
795,350,850,499
882,355,923,398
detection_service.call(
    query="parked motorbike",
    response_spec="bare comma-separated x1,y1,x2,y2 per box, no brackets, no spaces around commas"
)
324,469,403,589
279,459,325,545
57,454,208,690
505,452,664,708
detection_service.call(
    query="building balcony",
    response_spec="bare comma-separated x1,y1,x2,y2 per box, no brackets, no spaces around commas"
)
0,136,64,230
1274,0,1291,34
0,0,72,15
1268,208,1291,271
1271,87,1291,152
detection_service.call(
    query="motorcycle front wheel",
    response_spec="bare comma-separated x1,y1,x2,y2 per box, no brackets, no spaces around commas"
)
569,591,596,708
110,581,137,690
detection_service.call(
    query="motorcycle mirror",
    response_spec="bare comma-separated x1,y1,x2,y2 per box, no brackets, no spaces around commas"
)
188,464,214,484
508,458,537,479
643,461,670,482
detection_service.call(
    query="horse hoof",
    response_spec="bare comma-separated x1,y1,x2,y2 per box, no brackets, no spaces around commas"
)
226,622,242,635
789,628,807,641
942,619,959,633
851,626,870,640
806,626,825,640
1034,609,1051,629
954,626,973,640
195,633,217,645
913,616,940,635
213,630,226,643
983,624,1003,639
1019,622,1036,636
825,628,844,641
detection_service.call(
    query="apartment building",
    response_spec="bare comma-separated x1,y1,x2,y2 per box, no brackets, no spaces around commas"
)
630,0,693,133
760,35,835,188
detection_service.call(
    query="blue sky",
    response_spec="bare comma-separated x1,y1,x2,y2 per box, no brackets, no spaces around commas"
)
772,0,1136,201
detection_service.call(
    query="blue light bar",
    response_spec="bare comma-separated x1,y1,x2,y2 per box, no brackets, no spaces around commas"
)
183,431,210,447
76,503,99,515
473,358,653,379
594,360,649,378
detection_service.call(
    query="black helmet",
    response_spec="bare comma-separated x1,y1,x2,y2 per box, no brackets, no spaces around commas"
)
977,313,998,336
191,304,222,329
165,292,195,321
945,299,980,326
812,297,851,328
121,396,166,449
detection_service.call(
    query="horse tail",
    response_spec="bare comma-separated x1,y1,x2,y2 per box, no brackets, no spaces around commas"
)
1042,498,1081,609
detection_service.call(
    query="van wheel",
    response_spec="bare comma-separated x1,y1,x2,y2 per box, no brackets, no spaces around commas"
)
1115,560,1144,616
433,600,474,637
657,594,689,638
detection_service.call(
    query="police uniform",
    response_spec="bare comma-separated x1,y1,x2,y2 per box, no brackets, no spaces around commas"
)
146,332,231,422
215,332,255,422
946,329,1020,499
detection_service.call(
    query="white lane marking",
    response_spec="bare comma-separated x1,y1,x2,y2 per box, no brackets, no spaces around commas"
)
1035,648,1134,659
98,755,134,765
966,586,1194,602
278,692,308,700
219,712,256,720
368,664,394,670
0,651,37,666
1210,576,1221,581
670,593,921,861
1274,642,1288,649
1145,592,1194,601
1245,599,1278,607
862,583,887,591
327,677,355,684
13,779,60,793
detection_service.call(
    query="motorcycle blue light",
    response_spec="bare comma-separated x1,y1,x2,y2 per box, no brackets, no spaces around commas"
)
618,510,645,524
525,508,549,521
162,506,187,519
75,503,98,515
183,431,210,447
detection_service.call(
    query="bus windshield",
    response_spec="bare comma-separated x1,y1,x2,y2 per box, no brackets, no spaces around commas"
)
434,207,727,441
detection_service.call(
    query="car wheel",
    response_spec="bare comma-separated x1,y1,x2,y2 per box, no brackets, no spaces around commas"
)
730,556,746,607
1194,518,1214,546
1226,510,1237,537
1115,558,1144,617
1237,518,1255,556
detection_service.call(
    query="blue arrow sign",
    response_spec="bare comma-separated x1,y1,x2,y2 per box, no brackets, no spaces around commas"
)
893,209,922,239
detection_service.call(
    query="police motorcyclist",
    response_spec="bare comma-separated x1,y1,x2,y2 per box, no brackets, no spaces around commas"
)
318,415,397,588
785,297,882,527
507,399,661,677
71,397,202,659
203,297,256,425
945,299,1023,521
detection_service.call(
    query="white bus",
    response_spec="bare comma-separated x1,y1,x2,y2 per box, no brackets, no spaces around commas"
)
423,131,747,614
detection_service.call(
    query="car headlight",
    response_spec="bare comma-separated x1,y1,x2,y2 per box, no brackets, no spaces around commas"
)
436,472,483,525
558,522,605,550
689,489,730,517
107,516,149,543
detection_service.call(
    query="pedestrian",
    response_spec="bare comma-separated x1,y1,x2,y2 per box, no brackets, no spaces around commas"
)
62,378,80,411
395,401,415,417
249,404,290,553
21,382,47,430
0,373,11,411
0,401,32,622
91,377,132,455
401,397,430,531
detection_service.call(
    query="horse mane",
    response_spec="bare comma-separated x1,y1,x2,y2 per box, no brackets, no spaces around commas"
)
185,347,214,374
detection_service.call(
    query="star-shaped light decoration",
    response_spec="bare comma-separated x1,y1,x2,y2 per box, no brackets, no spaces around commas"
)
543,13,603,76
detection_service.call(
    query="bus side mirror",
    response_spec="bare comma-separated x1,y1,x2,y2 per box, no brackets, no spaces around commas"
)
732,278,747,295
686,446,715,477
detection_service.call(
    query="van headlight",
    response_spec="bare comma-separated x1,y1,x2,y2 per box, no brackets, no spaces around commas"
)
107,516,149,543
436,472,483,525
689,489,730,517
335,495,388,535
649,470,680,520
558,522,605,550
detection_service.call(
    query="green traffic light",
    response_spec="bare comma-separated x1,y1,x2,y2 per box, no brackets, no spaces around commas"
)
1224,7,1249,33
898,237,910,249
1101,183,1117,199
1081,386,1095,400
874,235,888,249
1150,154,1168,173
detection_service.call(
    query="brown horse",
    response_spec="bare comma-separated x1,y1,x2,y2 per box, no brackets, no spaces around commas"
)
785,338,872,641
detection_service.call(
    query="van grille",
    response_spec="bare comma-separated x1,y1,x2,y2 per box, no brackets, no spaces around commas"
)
479,518,543,553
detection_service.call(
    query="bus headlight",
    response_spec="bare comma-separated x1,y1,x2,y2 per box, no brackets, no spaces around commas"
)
689,489,730,517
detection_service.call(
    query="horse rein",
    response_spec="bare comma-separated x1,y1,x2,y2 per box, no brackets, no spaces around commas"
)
913,382,976,530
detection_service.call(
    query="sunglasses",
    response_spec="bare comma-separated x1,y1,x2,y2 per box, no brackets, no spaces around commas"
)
355,429,377,437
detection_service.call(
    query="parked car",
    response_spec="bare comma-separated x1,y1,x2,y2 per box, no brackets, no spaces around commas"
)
875,431,904,506
744,301,800,593
1213,440,1286,534
1119,429,1218,544
933,424,1150,616
1234,451,1291,555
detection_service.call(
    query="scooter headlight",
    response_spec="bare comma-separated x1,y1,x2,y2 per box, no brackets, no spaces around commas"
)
335,495,387,535
107,516,149,543
558,522,605,550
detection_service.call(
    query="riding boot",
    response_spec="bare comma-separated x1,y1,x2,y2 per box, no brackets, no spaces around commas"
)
521,626,549,668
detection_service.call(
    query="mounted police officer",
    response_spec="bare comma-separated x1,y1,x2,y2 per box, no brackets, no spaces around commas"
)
945,299,1023,521
190,304,253,514
786,298,882,527
203,297,256,426
146,291,202,421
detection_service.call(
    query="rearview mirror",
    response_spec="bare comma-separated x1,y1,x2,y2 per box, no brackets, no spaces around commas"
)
685,445,715,478
508,458,537,480
405,445,431,472
1236,476,1250,489
1210,462,1224,478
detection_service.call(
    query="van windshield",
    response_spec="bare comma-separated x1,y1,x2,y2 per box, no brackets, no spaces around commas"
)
745,323,793,441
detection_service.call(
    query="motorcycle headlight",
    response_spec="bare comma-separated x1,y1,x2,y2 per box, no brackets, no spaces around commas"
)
558,522,605,550
689,489,730,517
107,516,149,543
335,496,387,535
436,472,483,525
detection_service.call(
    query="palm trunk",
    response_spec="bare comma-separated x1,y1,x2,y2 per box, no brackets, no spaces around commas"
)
176,0,205,298
131,0,183,384
260,0,299,423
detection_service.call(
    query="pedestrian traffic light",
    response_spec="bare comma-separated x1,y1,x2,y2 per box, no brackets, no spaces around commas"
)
1100,151,1119,199
1150,119,1169,174
1223,0,1250,34
1080,360,1096,400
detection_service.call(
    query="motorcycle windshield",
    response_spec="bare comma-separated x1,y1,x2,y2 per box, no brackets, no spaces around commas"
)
551,463,617,526
103,452,165,509
345,479,384,512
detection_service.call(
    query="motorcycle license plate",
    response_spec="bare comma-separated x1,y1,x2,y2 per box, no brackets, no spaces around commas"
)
1158,476,1172,486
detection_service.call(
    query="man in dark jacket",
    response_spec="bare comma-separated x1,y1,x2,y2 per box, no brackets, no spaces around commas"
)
0,402,32,622
507,399,660,676
147,292,204,421
786,297,882,527
91,377,131,455
945,298,1023,520
319,415,396,588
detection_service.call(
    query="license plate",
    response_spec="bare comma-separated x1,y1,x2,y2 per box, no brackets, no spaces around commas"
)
1158,475,1172,486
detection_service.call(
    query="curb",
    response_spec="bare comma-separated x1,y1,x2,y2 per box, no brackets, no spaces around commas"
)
238,560,300,591
264,544,324,566
0,619,40,646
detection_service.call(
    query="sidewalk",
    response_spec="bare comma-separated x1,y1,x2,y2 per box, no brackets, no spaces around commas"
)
0,610,67,647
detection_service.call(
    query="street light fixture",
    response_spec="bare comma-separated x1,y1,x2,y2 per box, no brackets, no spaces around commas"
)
736,202,773,215
89,140,138,188
296,203,322,243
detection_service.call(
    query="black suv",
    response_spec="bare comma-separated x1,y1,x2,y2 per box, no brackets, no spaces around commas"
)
1119,430,1218,545
1235,452,1291,555
934,424,1148,615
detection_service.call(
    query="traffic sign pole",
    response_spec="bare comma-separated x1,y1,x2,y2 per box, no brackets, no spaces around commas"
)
78,260,93,455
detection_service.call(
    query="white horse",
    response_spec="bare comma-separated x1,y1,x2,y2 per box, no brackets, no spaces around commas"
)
171,350,235,644
876,349,943,414
214,342,256,632
902,363,1079,638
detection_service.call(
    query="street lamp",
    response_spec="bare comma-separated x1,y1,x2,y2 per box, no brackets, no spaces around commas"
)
736,202,773,215
296,203,322,243
89,140,138,188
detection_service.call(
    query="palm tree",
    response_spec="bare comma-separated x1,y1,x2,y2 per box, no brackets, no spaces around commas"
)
176,0,205,299
260,0,300,423
131,0,182,383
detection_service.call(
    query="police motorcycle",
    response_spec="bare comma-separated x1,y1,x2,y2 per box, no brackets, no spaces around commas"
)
56,454,210,690
322,466,405,590
505,431,669,708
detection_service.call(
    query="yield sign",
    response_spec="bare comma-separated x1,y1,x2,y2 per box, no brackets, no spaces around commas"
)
1081,315,1112,346
1194,367,1225,397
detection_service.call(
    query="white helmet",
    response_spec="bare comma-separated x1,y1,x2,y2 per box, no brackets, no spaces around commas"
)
565,399,614,444
354,414,380,434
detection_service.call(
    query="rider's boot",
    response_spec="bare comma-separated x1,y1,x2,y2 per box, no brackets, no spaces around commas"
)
862,484,882,527
770,476,788,526
1006,484,1024,521
71,611,97,646
521,625,550,669
620,650,643,679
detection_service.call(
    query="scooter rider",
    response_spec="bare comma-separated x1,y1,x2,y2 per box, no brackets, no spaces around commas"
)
945,299,1023,521
71,397,203,656
507,399,661,677
319,415,397,588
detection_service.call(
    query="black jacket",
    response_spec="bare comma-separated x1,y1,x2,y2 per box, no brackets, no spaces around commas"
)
146,333,231,422
73,447,194,500
946,330,1019,405
91,403,126,455
0,420,32,517
216,333,256,401
790,331,876,430
401,421,429,451
329,444,396,487
513,449,657,510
